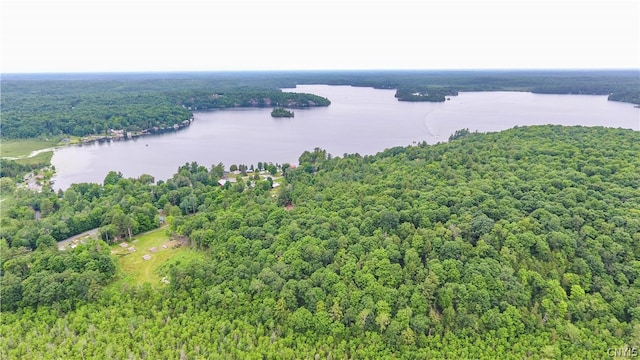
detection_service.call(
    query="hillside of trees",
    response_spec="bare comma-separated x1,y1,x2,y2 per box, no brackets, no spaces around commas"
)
1,125,639,358
0,77,330,139
1,70,637,139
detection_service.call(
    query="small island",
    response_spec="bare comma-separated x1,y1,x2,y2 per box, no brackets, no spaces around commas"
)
394,87,458,102
271,107,294,118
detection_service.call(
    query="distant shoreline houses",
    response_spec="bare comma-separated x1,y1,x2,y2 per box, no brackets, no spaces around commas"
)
81,118,194,145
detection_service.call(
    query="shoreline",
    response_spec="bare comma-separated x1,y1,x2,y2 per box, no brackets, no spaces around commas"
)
79,117,194,146
1,118,194,161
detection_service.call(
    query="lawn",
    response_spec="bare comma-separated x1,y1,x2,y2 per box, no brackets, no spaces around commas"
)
14,151,53,166
1,139,59,159
111,227,203,286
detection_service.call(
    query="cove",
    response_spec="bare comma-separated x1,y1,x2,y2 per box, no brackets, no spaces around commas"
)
50,85,639,190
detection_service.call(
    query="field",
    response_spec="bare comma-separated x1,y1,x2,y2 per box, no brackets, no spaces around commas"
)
110,227,203,286
13,151,53,166
1,138,59,158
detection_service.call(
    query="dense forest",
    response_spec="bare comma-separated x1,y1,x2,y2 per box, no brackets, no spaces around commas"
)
1,70,638,139
0,76,330,139
1,125,639,358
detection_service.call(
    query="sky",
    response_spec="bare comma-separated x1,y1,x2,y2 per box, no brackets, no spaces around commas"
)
1,0,639,73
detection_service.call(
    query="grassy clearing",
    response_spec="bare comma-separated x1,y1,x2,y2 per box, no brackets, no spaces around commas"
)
14,151,53,166
111,227,202,286
1,139,58,158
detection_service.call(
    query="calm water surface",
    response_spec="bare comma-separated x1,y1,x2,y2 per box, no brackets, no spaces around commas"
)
51,85,639,189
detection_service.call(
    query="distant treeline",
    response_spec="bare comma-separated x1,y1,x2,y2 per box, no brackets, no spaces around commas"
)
0,158,45,179
1,70,637,139
281,70,640,103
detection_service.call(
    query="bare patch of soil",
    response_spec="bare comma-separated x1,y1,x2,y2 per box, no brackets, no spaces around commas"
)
163,236,189,249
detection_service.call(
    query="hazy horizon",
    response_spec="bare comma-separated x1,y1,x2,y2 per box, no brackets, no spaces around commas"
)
3,68,639,77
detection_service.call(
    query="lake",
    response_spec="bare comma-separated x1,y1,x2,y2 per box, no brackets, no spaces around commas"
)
50,85,639,190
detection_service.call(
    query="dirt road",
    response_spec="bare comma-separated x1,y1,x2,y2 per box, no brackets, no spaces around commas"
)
57,228,99,250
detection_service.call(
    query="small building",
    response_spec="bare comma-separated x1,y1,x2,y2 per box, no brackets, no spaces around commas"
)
218,178,237,186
